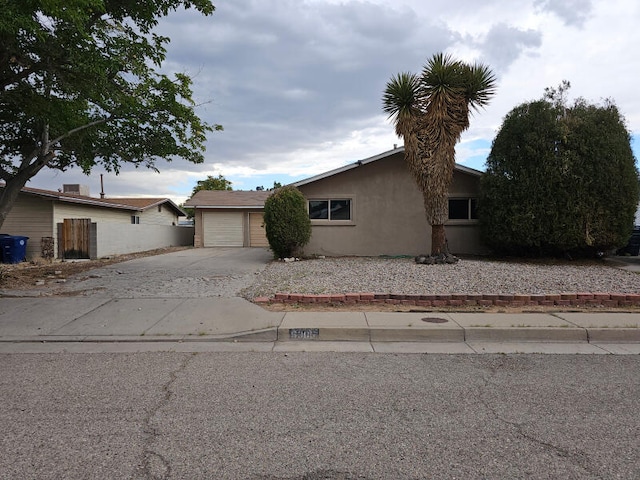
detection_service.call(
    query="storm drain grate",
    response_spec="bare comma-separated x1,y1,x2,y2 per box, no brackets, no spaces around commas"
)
421,317,449,323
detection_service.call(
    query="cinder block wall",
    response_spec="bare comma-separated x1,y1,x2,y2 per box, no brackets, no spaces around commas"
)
96,224,194,257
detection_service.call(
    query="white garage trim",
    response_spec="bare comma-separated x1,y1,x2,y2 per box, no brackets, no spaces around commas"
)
203,212,244,247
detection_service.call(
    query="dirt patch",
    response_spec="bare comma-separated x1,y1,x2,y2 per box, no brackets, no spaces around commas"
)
0,246,190,291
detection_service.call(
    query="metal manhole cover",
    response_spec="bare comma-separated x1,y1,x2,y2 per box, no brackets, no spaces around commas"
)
421,317,448,323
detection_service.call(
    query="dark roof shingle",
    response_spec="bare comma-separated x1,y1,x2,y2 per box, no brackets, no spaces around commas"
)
184,190,271,207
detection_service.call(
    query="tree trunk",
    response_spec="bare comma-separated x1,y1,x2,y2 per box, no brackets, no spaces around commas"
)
0,179,28,231
0,162,48,230
431,224,446,255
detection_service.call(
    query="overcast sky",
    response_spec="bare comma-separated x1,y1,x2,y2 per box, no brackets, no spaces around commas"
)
28,0,640,204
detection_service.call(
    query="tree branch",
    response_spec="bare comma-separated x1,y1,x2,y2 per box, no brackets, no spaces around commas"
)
0,165,11,181
20,148,38,170
50,117,109,145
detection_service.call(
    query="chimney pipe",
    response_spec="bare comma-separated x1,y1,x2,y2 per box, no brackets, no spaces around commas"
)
100,174,105,199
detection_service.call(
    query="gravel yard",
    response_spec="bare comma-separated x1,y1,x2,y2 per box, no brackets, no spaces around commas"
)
241,256,640,298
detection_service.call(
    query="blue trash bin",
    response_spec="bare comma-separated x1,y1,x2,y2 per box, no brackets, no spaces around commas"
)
0,235,29,263
0,234,9,262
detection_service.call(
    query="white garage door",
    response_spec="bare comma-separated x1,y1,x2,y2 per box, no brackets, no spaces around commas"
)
203,212,244,247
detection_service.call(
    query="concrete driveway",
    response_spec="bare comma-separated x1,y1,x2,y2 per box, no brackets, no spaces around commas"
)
605,255,640,273
60,246,274,298
0,248,285,341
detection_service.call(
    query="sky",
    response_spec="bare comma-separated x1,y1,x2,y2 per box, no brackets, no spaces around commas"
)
26,0,640,205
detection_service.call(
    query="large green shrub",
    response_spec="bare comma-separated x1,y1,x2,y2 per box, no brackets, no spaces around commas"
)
480,85,639,257
263,186,312,258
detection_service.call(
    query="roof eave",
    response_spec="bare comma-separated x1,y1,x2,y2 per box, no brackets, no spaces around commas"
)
291,147,404,188
192,205,265,209
291,146,483,187
24,191,140,211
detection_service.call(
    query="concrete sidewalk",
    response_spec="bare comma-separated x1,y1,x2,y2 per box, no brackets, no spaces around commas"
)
1,296,640,354
0,297,284,342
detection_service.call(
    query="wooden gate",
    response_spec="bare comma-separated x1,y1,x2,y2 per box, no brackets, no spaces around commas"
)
62,218,91,259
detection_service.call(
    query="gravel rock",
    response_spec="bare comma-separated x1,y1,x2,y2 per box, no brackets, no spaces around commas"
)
241,257,640,298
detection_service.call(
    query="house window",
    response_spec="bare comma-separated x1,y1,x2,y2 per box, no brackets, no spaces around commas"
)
158,205,162,212
448,198,478,220
309,199,351,221
131,215,140,224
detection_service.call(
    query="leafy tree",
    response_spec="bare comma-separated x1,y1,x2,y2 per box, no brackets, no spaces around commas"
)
191,174,232,195
256,181,282,191
179,203,194,220
479,83,639,257
0,0,221,229
383,53,496,255
263,186,311,258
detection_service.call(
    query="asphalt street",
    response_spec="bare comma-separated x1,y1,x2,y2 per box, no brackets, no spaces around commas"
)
1,352,638,479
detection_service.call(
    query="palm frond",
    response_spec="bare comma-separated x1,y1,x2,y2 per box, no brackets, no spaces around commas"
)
463,62,497,111
420,52,465,99
382,72,420,137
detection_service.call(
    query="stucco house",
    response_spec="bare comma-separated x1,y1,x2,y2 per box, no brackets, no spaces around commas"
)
292,146,485,256
185,146,485,256
184,190,271,248
0,184,193,260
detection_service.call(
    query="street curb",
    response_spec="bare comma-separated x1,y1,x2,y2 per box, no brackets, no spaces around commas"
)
586,328,640,343
1,326,639,344
0,327,279,344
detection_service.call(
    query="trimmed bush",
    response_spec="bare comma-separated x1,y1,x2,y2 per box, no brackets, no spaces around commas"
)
263,186,311,258
480,89,639,257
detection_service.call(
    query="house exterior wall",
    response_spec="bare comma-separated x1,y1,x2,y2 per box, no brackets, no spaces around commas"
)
446,168,486,255
298,151,486,256
1,193,54,259
193,208,204,247
139,205,180,225
1,194,190,261
53,202,133,225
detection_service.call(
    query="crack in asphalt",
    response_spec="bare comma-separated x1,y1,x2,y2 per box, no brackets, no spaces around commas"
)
133,353,196,479
477,357,601,478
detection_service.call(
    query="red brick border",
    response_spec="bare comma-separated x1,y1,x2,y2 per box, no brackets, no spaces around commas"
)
258,292,640,308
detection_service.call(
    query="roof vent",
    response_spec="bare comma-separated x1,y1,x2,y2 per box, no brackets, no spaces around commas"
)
63,184,90,196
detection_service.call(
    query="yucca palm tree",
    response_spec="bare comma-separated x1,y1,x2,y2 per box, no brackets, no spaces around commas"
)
383,53,496,255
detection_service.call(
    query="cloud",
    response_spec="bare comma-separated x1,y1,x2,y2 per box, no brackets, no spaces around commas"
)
534,0,594,27
477,24,543,74
147,0,461,185
20,0,640,206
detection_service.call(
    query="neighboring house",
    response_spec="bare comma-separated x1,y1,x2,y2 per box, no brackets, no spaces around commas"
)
0,184,193,260
292,146,486,256
184,190,271,248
